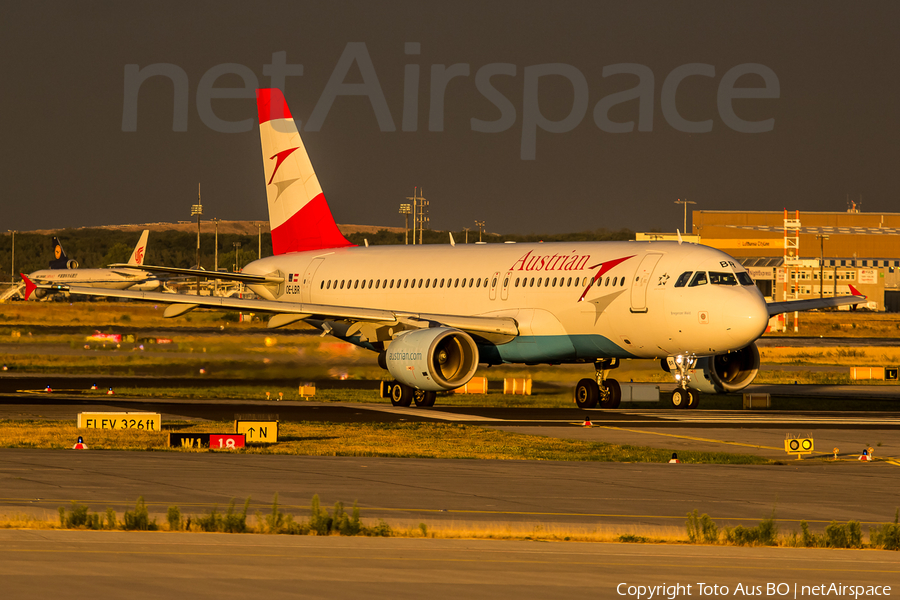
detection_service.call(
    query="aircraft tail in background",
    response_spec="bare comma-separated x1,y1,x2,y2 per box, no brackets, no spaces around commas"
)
49,237,73,269
256,88,353,256
126,230,150,266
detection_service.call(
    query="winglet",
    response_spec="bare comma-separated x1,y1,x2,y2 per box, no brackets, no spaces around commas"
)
677,229,683,245
21,273,36,301
449,232,456,246
848,284,865,298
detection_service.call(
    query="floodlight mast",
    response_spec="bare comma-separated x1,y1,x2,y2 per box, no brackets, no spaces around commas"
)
674,198,696,234
191,184,203,295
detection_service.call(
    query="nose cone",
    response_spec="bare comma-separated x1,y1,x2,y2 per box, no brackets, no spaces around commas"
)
726,290,769,346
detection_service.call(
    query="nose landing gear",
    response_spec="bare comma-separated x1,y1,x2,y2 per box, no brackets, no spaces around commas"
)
666,354,699,409
574,359,622,409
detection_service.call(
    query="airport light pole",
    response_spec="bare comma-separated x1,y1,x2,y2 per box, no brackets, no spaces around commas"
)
192,185,203,295
210,218,220,296
233,241,241,272
463,227,470,244
816,234,829,299
475,220,485,242
399,203,411,245
257,222,262,259
7,230,15,284
674,198,696,234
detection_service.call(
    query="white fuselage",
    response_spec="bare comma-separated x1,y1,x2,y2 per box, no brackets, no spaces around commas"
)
28,267,152,290
243,240,769,364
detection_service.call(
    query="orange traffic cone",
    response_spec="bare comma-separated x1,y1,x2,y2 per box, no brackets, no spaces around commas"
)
582,416,592,427
859,449,869,461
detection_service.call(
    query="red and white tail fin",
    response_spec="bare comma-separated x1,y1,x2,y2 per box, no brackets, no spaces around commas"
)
256,88,353,255
126,230,149,266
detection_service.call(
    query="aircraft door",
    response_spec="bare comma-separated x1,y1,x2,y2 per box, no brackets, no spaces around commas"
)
489,271,501,300
500,271,512,300
301,257,325,303
630,253,662,313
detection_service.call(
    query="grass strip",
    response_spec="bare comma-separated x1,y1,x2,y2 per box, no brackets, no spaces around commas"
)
0,419,768,464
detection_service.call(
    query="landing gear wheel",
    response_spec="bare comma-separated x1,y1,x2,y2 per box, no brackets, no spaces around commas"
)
574,378,599,409
390,383,413,407
600,378,622,409
686,390,699,409
414,390,436,407
671,388,690,409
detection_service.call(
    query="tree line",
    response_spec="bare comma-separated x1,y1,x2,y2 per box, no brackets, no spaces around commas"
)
0,227,636,283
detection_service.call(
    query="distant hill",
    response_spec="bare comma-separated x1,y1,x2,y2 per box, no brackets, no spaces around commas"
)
23,221,405,236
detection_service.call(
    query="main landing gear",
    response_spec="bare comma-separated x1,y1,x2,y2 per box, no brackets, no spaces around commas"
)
574,359,622,409
383,381,436,408
665,354,699,409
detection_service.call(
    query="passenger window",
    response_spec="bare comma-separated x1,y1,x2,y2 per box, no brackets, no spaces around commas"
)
375,280,380,289
340,280,345,289
536,278,541,287
604,277,609,286
503,277,509,287
418,279,423,288
674,272,692,287
709,272,737,286
440,278,444,288
688,272,708,287
551,277,557,286
515,277,520,287
454,278,459,287
476,278,481,288
492,277,498,287
425,279,430,288
433,279,437,288
368,280,373,289
737,272,754,286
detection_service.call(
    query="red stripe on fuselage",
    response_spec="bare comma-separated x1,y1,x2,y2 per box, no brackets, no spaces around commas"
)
271,193,354,254
256,89,292,124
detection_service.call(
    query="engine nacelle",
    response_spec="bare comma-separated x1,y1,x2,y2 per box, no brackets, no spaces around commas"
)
385,327,479,392
66,260,79,269
687,342,760,394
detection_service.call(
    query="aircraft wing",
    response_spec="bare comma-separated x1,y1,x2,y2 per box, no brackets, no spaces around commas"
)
41,283,519,338
108,263,284,285
766,284,866,317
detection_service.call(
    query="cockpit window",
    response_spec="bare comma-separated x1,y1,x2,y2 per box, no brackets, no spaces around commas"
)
688,271,708,287
674,272,692,287
736,272,754,286
709,271,737,286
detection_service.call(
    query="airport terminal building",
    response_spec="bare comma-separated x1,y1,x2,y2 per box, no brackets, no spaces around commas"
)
689,210,900,312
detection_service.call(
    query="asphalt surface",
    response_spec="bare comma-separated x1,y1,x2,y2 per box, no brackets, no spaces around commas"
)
3,531,897,599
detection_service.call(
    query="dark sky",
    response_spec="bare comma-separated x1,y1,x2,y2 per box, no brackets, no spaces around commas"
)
2,1,897,234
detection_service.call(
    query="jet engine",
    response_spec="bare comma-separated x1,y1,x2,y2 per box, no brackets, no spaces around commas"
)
67,260,79,269
385,327,479,392
687,342,760,394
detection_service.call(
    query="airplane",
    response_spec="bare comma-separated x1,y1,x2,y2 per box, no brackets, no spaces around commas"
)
27,88,867,409
23,230,158,299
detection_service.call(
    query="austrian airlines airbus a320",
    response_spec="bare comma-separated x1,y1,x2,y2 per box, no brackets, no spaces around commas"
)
29,89,865,409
